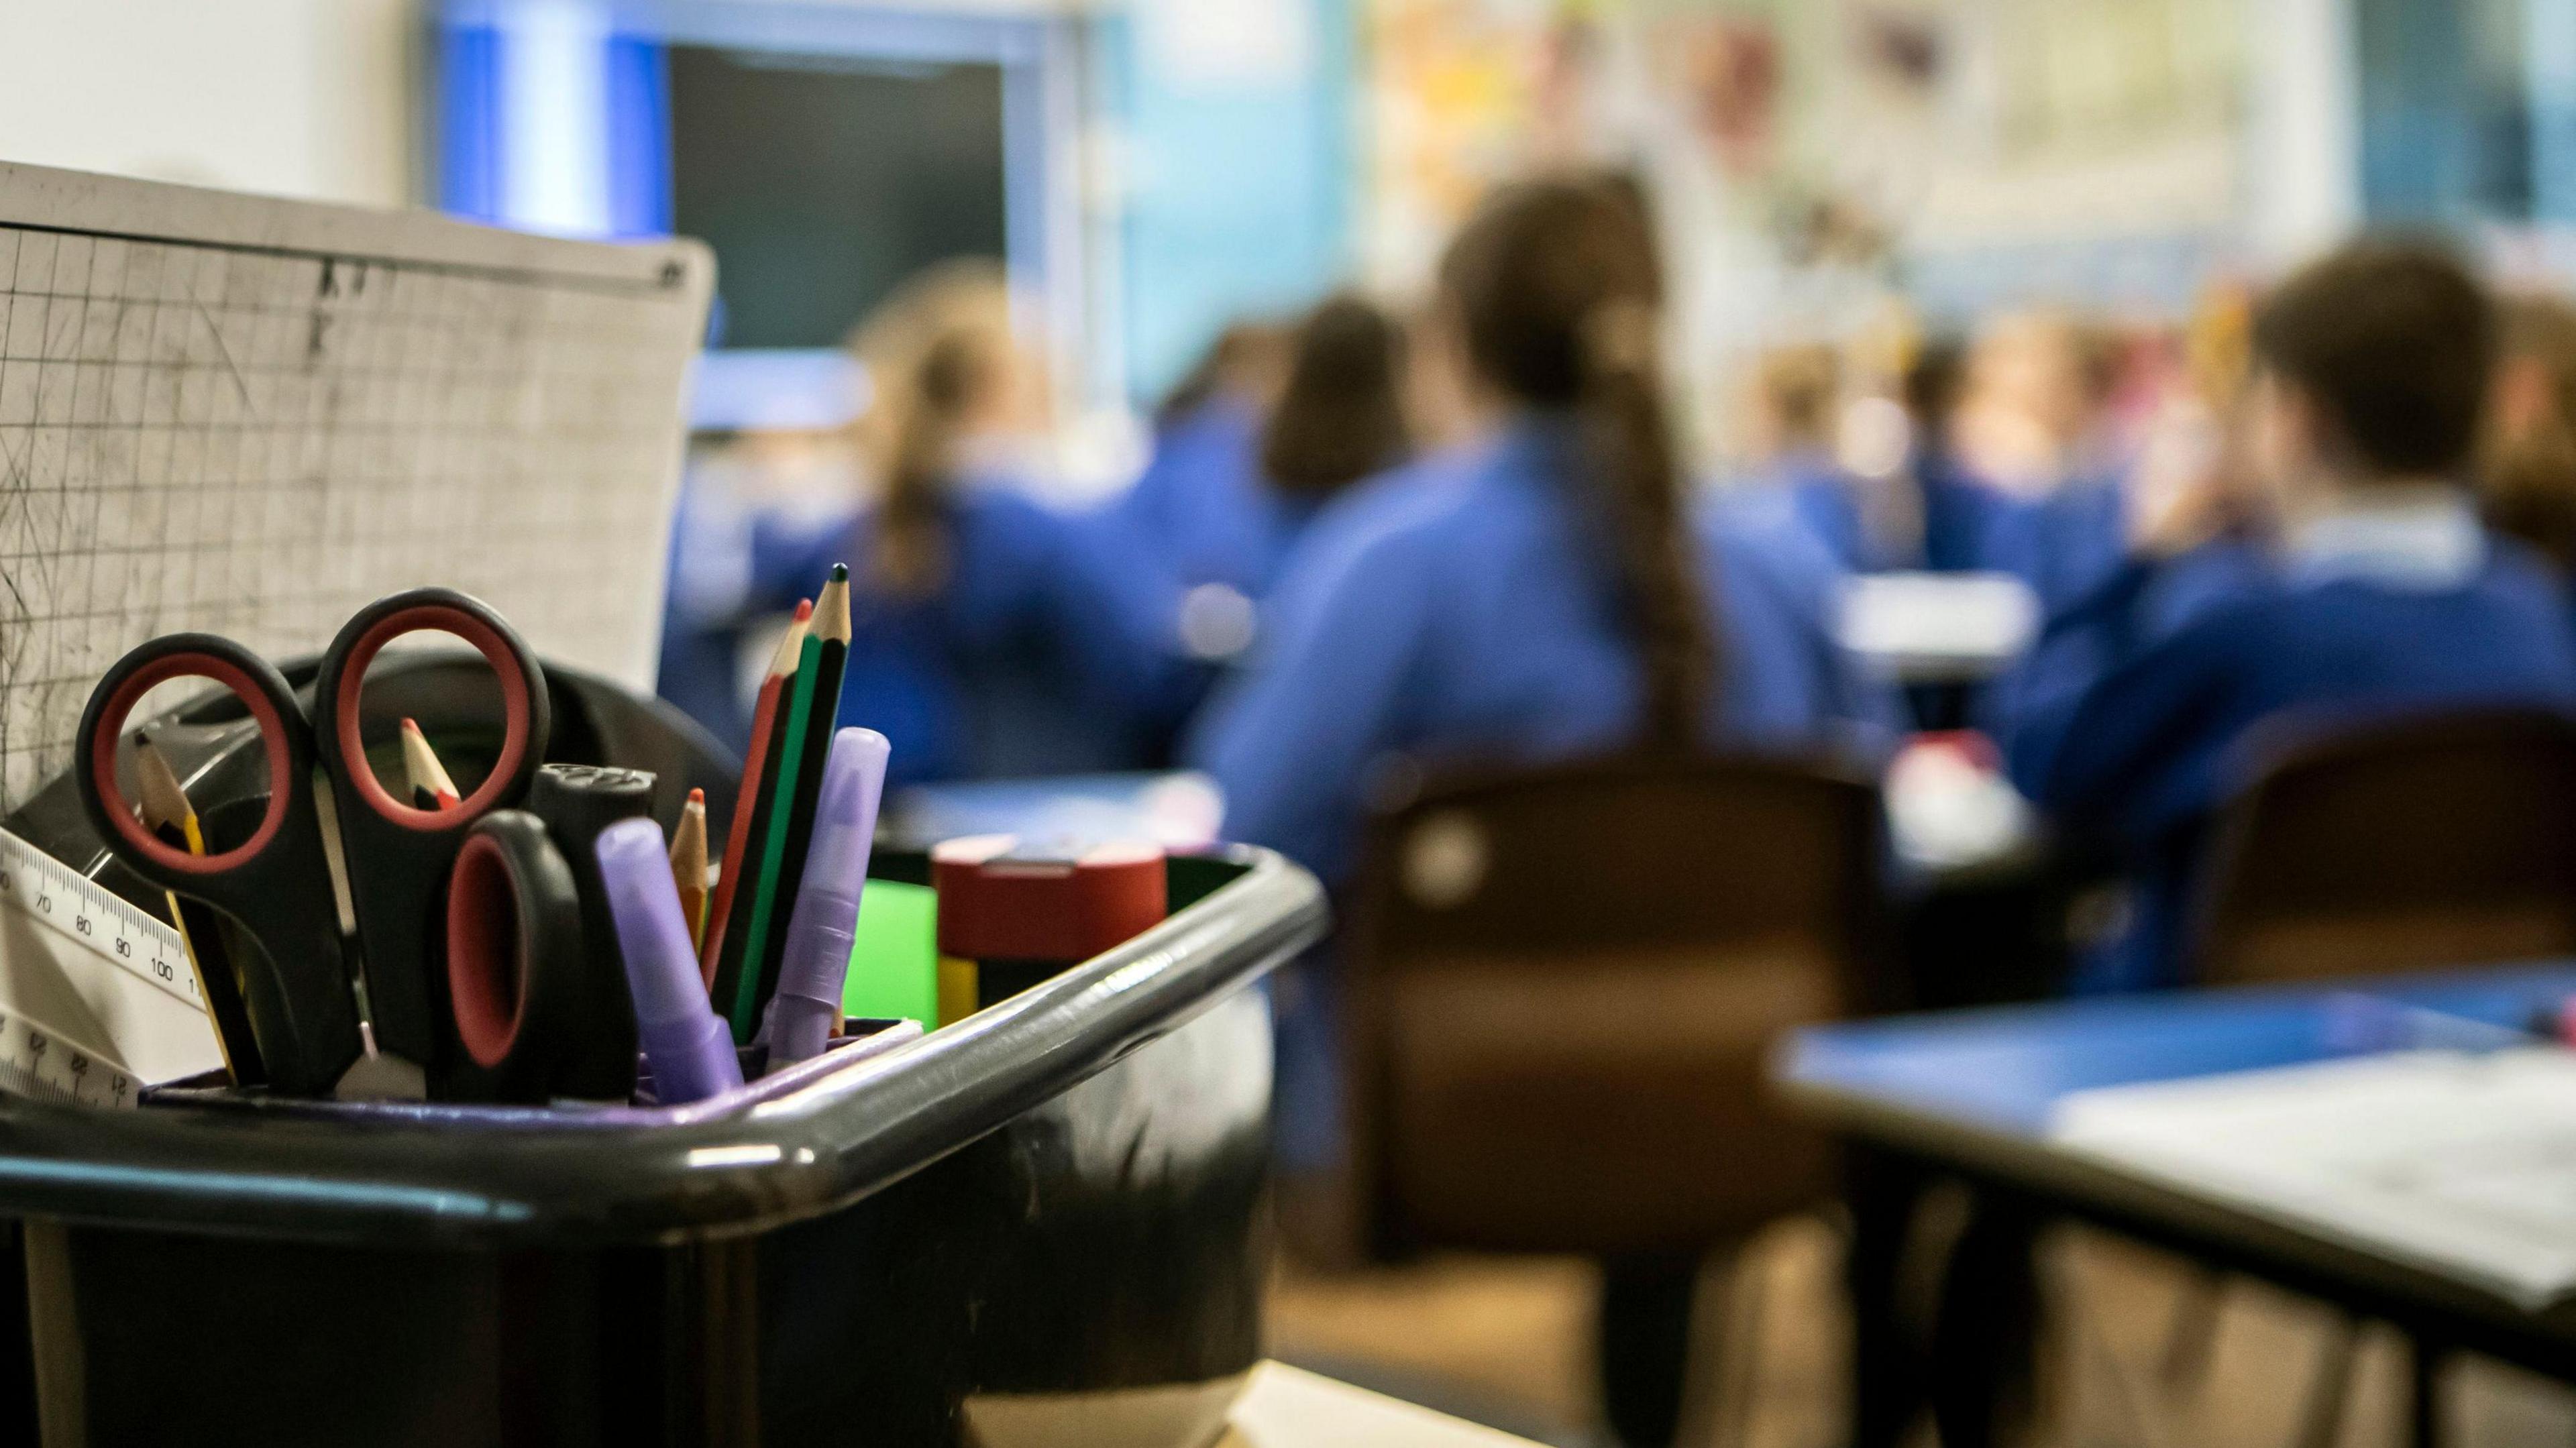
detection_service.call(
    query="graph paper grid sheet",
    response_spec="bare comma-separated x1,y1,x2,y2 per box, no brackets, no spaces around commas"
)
0,161,713,814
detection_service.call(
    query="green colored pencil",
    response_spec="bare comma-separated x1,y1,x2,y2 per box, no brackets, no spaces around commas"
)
730,622,824,1039
749,565,852,1028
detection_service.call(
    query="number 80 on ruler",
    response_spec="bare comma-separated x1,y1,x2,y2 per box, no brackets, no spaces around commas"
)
0,827,199,1009
0,826,198,1106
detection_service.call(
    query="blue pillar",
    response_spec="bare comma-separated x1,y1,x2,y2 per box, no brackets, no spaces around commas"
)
2532,0,2576,223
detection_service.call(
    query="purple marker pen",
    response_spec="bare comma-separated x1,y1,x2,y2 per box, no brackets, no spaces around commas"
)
596,817,745,1104
763,728,892,1066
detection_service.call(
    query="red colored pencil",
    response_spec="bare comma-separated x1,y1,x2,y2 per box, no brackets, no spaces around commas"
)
401,717,461,810
701,600,810,988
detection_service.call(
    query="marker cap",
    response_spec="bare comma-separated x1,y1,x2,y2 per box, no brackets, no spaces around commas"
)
767,728,891,1064
597,817,744,1103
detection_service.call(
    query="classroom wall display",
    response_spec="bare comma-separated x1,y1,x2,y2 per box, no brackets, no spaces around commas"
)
0,161,712,814
1352,0,2259,461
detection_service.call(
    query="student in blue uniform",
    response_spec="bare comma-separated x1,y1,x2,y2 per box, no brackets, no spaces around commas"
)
1114,323,1280,601
1107,296,1415,755
1191,185,1887,887
1733,339,2039,582
1996,239,2576,994
1114,296,1411,606
749,264,1181,786
1189,170,1888,1448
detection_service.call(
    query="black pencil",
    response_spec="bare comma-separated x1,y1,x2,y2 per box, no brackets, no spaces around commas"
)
750,563,851,1025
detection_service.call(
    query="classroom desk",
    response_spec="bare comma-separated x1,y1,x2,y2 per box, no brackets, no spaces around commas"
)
1839,572,2038,686
1776,964,2576,1448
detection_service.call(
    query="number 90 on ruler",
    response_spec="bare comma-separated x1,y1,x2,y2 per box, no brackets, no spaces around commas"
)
0,824,213,1103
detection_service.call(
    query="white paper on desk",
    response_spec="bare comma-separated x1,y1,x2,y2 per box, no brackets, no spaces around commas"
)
2052,1048,2576,1310
1839,571,2039,676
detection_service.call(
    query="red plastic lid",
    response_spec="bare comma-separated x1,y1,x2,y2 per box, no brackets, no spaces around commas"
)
932,834,1167,962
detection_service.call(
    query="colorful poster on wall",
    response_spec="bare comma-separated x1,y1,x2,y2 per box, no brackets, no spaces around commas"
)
1362,0,1605,286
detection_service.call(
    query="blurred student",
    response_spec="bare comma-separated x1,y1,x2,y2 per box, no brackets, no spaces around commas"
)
1954,309,2118,498
1996,240,2576,993
1116,295,1412,608
2481,293,2576,572
1731,337,2033,579
1114,323,1280,599
1743,343,1841,482
1996,290,2260,626
1190,178,1885,883
1155,319,1287,431
657,366,875,755
751,262,1177,785
1190,172,1884,1448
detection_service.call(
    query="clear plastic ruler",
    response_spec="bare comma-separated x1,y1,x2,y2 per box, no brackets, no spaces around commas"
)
0,824,208,1105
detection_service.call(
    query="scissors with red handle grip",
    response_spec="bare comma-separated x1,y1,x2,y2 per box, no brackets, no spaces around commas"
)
74,588,551,1093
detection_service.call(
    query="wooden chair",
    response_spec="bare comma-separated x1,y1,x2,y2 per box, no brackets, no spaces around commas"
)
2156,707,2576,1441
2188,706,2576,987
1344,751,1890,1259
1334,752,1889,1445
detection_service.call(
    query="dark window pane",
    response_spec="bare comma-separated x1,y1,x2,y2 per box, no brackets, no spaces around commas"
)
670,46,1008,349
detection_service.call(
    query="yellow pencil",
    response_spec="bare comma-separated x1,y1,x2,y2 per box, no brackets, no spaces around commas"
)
672,787,710,952
136,735,263,1084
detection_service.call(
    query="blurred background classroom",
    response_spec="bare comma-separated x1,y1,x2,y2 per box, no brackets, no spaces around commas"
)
23,0,2576,1444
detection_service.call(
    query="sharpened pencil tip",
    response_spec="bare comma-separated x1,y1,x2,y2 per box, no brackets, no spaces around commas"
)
133,736,196,834
830,562,849,582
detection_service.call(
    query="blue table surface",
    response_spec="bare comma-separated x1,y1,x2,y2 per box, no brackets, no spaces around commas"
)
1781,963,2576,1137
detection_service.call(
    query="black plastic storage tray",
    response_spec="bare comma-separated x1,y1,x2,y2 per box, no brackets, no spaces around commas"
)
0,848,1324,1448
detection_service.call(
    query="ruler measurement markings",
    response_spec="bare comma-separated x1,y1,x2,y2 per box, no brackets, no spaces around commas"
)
0,826,200,1007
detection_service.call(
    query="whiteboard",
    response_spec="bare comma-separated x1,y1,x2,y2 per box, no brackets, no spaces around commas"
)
0,160,714,815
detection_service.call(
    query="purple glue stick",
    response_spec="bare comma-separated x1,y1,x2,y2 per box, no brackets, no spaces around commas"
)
596,817,745,1104
763,728,892,1066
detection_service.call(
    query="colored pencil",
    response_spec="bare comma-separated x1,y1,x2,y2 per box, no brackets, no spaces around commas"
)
136,734,265,1086
725,569,845,1038
748,565,851,1028
672,787,709,952
400,716,460,810
706,600,811,999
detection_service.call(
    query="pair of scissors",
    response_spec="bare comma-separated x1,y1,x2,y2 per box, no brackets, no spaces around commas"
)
75,588,552,1095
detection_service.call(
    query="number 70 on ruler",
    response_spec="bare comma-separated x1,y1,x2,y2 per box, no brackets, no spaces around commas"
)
0,827,199,1007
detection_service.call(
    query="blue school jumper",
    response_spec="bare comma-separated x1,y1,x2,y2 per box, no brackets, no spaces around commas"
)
1998,496,2576,993
1987,469,2131,615
1113,398,1321,602
751,484,1183,788
1766,450,2036,576
1189,419,1893,885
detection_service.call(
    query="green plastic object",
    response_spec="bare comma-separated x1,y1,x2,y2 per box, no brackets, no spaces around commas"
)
843,879,938,1026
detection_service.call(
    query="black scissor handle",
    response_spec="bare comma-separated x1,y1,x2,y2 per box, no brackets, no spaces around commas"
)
310,588,551,829
72,635,361,1095
438,810,586,1103
309,588,553,1072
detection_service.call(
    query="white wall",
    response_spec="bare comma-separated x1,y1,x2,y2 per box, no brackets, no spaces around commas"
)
2242,0,2361,266
0,0,417,208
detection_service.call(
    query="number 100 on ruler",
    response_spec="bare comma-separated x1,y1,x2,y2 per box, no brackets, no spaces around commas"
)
0,825,205,1106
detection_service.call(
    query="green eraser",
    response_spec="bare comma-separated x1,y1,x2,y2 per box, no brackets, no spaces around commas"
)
844,879,938,1025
